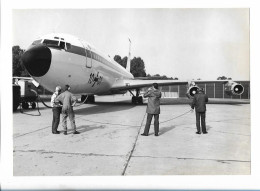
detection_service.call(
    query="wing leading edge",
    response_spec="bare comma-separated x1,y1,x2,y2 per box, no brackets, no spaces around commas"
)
111,79,238,91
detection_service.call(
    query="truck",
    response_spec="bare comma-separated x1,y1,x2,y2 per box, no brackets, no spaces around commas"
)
13,77,38,111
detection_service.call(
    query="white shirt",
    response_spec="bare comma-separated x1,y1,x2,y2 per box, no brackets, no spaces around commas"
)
51,92,59,107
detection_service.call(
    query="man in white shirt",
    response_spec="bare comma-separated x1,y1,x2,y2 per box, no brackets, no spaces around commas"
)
51,86,62,134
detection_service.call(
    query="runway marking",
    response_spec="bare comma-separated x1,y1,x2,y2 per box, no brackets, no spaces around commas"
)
121,112,147,176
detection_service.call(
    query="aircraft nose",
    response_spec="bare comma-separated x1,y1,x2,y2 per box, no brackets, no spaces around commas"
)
21,44,52,77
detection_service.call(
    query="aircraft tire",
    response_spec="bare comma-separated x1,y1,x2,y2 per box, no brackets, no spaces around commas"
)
88,95,95,103
138,96,143,104
131,96,136,104
31,102,36,109
22,102,29,109
81,95,88,104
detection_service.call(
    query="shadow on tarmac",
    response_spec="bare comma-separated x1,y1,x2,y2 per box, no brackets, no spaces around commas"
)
159,125,177,135
75,103,137,115
76,125,106,134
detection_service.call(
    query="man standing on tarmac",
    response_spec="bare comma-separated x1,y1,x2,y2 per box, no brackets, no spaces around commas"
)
141,83,162,136
51,86,62,134
191,88,209,134
55,84,80,135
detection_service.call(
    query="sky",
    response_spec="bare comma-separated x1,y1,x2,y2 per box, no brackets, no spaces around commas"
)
12,8,250,81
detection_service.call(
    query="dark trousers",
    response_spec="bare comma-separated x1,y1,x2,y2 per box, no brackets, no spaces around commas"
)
52,107,61,133
195,111,207,133
143,113,159,135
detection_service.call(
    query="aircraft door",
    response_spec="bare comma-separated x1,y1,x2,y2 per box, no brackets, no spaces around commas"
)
85,45,92,68
80,40,92,68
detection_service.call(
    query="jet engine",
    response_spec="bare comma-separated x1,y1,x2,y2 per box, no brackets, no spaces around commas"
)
224,81,244,96
186,82,199,99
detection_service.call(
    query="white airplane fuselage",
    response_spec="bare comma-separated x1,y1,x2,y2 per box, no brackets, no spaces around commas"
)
22,33,133,95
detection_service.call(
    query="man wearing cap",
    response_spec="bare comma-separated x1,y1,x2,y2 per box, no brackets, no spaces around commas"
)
191,88,209,134
141,83,162,136
51,86,62,134
55,85,80,135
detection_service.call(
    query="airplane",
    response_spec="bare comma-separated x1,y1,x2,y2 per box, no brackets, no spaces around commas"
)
21,33,245,104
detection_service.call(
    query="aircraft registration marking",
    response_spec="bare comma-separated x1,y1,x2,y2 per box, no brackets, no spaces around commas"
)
88,72,103,87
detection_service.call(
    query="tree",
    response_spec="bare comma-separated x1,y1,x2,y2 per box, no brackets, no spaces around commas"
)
12,46,29,77
217,76,232,80
114,55,127,68
217,76,227,80
113,55,122,64
114,55,146,77
130,57,146,77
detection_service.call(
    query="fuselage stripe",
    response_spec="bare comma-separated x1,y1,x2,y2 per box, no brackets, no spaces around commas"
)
50,44,127,76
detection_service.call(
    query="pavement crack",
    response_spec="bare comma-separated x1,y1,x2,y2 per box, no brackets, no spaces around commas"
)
14,126,51,138
121,112,147,176
14,149,125,157
132,155,250,163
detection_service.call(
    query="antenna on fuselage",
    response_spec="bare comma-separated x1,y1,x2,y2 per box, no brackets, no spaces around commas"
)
126,38,131,73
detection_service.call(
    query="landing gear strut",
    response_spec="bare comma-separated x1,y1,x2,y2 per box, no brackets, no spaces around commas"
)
129,89,143,104
81,95,95,104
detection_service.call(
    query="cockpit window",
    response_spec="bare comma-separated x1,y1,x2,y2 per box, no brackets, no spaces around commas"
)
43,39,59,47
60,41,65,49
42,39,71,51
66,43,71,50
32,39,42,45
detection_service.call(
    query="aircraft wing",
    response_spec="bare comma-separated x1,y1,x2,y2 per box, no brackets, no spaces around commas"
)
111,79,233,91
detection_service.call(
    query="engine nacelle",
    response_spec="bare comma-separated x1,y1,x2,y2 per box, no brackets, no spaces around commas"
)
224,81,244,96
186,83,199,99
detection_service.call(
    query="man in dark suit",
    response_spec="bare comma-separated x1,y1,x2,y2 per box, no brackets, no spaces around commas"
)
191,88,209,134
141,83,162,136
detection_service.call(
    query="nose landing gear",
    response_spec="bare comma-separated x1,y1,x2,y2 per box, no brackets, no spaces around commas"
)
129,89,143,104
81,95,95,104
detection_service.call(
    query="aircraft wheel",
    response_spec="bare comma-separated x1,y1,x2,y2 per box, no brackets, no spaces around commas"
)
88,95,95,103
31,102,36,109
81,95,88,103
138,96,143,104
132,96,139,104
131,96,136,104
22,102,29,109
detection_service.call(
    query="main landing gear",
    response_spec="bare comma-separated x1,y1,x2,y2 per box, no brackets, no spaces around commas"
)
81,95,95,104
129,89,143,104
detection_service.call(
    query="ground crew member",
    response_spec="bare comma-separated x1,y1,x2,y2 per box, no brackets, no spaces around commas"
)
51,86,62,134
141,83,162,136
55,85,80,135
191,88,208,134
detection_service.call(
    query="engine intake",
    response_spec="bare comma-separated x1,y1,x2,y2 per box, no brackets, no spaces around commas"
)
186,85,199,99
224,82,244,96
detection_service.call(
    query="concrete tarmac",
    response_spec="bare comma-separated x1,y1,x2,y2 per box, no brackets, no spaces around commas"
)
13,95,250,175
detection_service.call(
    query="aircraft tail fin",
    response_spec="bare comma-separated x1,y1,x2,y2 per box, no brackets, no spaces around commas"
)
126,38,131,73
